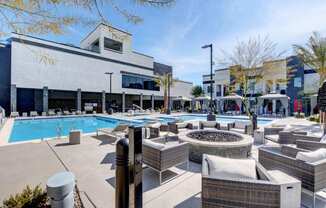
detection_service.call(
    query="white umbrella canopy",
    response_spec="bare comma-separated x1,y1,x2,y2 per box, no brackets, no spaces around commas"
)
194,96,211,100
173,96,192,101
258,93,289,100
221,93,243,100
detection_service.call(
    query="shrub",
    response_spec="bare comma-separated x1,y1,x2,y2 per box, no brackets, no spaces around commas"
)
1,185,48,208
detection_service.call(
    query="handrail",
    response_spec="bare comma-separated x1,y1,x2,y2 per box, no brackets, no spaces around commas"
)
0,106,5,125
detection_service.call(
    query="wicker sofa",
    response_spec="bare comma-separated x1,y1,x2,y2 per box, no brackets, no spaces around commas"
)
227,121,253,135
142,137,189,184
202,154,300,208
168,122,193,134
199,121,221,130
294,134,326,151
259,145,326,193
264,126,307,144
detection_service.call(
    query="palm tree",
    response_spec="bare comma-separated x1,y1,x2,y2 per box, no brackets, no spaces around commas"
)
155,73,173,113
293,32,326,87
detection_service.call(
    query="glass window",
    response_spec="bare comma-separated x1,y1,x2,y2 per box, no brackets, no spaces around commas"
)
122,74,160,91
104,37,123,52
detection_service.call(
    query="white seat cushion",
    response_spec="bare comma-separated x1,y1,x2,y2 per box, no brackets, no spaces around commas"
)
205,155,257,180
234,121,249,129
320,135,326,143
149,122,161,129
265,134,279,142
296,148,326,163
143,139,165,150
202,121,217,128
176,122,188,128
230,128,245,134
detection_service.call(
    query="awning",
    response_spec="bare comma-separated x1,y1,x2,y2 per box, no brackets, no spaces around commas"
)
221,94,243,100
173,96,192,101
194,96,211,100
258,93,289,100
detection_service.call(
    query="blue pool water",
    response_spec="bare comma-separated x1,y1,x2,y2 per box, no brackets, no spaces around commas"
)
9,116,143,143
9,114,273,143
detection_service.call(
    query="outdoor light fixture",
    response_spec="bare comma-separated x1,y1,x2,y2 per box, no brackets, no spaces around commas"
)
202,44,216,121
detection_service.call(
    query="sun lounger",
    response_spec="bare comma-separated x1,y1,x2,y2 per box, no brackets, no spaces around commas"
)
48,111,56,116
96,124,129,139
22,112,28,117
10,112,19,118
30,111,38,117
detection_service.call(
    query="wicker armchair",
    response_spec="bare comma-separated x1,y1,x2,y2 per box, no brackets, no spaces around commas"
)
168,122,193,134
259,145,326,193
227,121,253,135
202,154,300,208
199,121,220,130
142,137,189,184
295,133,326,151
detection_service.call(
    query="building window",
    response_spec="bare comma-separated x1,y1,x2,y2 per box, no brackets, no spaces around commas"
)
216,85,221,96
104,37,123,52
122,74,160,91
207,86,213,93
294,77,302,88
90,39,100,53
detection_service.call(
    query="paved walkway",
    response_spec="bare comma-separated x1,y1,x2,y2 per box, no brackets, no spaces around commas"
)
0,135,202,207
0,118,325,207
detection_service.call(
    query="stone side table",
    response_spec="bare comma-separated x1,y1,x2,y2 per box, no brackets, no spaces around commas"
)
254,129,265,144
69,130,82,145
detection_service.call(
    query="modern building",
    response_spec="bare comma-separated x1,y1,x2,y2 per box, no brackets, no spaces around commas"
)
202,56,319,116
0,23,193,115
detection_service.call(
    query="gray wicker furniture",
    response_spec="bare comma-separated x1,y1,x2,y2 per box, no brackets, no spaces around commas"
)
168,122,193,134
295,134,326,151
199,121,220,130
259,145,326,193
202,154,301,208
142,137,189,184
179,130,253,163
265,131,307,144
228,121,253,135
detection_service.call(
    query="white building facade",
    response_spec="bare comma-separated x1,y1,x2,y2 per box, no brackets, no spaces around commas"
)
0,23,193,114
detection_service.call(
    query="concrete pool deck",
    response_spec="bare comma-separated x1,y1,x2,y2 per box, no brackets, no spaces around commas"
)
0,131,325,207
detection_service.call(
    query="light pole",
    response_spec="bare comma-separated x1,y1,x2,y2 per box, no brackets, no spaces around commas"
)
202,44,216,121
167,73,171,115
105,72,113,114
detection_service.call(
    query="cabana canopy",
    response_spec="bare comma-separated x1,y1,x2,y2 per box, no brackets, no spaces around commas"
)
221,94,243,100
258,93,289,100
194,96,211,100
173,96,192,101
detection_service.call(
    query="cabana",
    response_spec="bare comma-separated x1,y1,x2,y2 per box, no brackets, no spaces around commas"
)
220,94,243,114
257,93,289,116
172,96,192,111
193,96,211,112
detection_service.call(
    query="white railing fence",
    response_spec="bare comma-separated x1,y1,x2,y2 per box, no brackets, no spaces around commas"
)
0,106,5,125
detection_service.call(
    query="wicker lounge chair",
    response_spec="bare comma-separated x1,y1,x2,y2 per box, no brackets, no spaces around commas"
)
22,112,28,117
143,136,189,185
295,134,326,151
227,121,253,135
199,121,220,130
265,130,307,144
202,154,301,208
96,124,129,139
259,145,326,193
10,112,19,118
168,122,193,134
48,110,56,116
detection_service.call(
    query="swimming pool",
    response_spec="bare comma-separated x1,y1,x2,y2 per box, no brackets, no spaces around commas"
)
9,116,143,143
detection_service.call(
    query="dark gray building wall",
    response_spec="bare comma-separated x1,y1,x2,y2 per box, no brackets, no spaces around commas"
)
0,44,11,116
154,62,172,75
286,56,305,114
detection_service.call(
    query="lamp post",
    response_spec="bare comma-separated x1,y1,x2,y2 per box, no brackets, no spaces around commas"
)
202,44,216,121
105,72,113,114
167,73,171,115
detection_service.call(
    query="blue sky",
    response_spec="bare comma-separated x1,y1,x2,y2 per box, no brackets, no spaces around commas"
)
23,0,326,85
